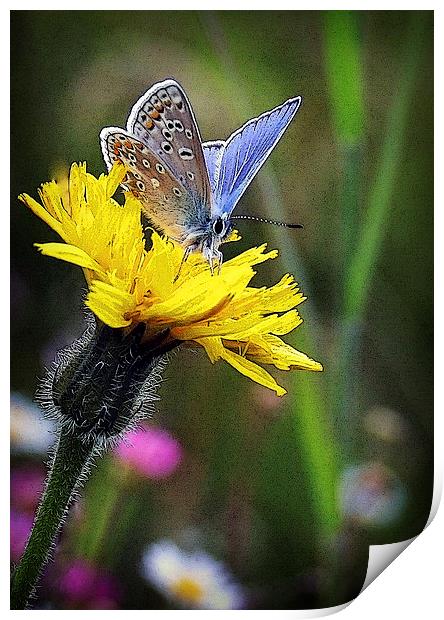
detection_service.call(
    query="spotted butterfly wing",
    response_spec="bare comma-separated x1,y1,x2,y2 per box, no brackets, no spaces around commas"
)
126,79,211,207
101,79,212,241
100,128,197,241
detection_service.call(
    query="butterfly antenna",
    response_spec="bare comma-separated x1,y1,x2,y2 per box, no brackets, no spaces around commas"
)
230,215,303,229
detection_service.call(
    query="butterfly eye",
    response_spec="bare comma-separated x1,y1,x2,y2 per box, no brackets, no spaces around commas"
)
212,218,225,236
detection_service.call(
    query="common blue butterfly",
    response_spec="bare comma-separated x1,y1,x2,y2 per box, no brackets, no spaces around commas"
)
100,79,302,271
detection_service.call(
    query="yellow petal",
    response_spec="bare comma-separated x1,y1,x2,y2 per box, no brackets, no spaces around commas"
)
19,193,65,238
197,336,225,363
105,161,126,198
35,242,105,274
68,162,86,218
196,336,286,395
86,280,135,328
224,243,278,268
222,228,242,243
143,266,252,326
261,308,303,337
196,309,302,342
172,313,259,341
38,182,66,221
241,334,324,371
220,346,287,396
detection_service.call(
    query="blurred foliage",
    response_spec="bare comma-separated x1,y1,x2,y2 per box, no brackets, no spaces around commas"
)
11,10,433,610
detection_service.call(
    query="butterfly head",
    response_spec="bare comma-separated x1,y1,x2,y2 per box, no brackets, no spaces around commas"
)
211,213,232,241
178,212,232,274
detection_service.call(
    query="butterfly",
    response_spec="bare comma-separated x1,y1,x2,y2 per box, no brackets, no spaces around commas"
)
100,78,302,272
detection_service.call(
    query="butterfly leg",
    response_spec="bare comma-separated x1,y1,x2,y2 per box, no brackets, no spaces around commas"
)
216,249,223,275
173,245,195,283
202,245,224,276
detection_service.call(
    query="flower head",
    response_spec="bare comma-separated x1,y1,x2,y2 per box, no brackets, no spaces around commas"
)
20,162,322,396
142,539,245,609
114,424,183,478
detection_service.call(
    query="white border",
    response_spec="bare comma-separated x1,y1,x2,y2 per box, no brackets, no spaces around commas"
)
4,2,440,10
5,4,441,618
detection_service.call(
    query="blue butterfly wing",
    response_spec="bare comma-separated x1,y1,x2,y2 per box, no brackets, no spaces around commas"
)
206,96,302,217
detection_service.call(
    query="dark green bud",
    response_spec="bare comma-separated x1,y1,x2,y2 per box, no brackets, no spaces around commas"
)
38,317,176,448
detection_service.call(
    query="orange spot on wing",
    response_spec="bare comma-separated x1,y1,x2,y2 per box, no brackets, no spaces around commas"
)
113,140,122,156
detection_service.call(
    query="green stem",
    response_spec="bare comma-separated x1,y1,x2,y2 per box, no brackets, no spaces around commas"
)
323,11,365,453
291,369,340,537
344,15,428,319
323,11,365,146
329,13,427,452
10,432,97,609
82,460,131,563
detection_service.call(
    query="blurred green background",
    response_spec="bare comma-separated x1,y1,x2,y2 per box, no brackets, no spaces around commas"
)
11,10,433,610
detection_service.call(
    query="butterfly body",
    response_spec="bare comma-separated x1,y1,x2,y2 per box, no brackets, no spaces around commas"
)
100,79,301,269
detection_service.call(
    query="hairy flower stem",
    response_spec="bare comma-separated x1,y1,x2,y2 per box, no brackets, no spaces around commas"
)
11,319,175,609
10,431,97,609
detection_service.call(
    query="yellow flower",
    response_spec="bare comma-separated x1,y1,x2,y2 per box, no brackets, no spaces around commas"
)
19,162,323,396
